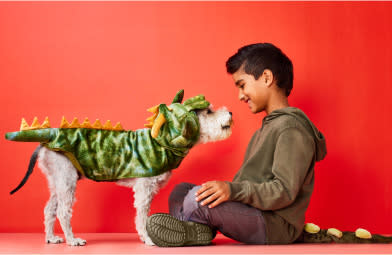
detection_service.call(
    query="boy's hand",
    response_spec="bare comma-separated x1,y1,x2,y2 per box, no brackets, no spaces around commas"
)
196,181,230,208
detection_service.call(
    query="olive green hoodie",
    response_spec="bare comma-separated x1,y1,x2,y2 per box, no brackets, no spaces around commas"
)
228,107,327,244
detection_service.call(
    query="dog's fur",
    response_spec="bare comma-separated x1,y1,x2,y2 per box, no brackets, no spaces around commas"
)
30,106,232,246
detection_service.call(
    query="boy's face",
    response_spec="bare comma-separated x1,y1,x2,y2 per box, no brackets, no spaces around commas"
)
232,69,271,114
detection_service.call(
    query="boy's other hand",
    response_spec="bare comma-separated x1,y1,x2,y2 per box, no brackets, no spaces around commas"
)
196,181,230,208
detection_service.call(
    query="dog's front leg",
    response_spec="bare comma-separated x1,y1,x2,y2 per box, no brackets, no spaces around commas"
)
132,172,172,246
133,178,156,245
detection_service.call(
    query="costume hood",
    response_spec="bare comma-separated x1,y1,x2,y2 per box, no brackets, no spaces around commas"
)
264,107,327,162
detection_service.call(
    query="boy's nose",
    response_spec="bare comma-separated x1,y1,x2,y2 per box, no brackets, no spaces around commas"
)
239,92,245,101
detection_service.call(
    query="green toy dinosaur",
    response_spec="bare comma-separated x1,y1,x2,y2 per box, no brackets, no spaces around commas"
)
6,90,210,190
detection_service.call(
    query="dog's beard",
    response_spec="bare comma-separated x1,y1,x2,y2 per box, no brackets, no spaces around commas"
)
217,126,232,141
197,125,232,144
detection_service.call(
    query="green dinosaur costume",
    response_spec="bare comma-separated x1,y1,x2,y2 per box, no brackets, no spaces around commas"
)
5,90,210,182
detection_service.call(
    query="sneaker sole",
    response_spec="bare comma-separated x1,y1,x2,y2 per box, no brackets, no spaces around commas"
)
146,213,214,247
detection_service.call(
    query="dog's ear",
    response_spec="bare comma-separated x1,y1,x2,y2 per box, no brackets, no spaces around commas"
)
172,89,184,104
170,117,198,147
182,117,198,139
171,135,188,147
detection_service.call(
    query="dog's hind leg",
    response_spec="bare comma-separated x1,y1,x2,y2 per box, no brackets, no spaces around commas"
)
55,156,86,246
44,193,64,244
40,148,86,246
39,148,64,244
132,171,172,245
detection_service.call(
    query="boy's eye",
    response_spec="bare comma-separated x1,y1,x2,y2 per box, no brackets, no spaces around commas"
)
207,109,213,114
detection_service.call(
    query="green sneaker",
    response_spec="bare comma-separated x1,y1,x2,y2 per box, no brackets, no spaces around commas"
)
146,213,215,247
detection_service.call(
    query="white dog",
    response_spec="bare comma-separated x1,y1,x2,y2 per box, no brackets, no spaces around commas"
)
10,106,232,246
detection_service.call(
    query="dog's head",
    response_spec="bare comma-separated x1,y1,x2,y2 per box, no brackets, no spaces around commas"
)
195,105,233,144
148,90,233,150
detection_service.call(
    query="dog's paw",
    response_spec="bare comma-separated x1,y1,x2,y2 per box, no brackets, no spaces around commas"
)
46,236,64,244
66,237,87,246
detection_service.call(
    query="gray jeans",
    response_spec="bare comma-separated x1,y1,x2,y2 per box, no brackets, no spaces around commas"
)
169,182,267,244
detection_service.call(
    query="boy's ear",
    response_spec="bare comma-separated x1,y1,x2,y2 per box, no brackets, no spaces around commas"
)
262,69,274,87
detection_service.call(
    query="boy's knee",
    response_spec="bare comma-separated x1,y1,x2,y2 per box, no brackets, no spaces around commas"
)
174,182,197,193
183,186,200,203
181,185,202,220
169,183,197,218
169,183,196,204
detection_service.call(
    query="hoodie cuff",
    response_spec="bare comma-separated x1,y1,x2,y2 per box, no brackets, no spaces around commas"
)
227,181,247,202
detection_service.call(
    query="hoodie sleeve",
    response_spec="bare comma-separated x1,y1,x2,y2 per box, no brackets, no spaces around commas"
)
228,127,315,211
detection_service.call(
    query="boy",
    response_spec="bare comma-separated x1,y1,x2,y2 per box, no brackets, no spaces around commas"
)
146,43,327,246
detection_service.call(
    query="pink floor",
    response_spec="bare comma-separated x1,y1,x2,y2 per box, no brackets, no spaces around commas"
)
0,233,392,254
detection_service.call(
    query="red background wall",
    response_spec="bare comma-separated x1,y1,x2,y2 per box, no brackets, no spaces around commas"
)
1,2,391,234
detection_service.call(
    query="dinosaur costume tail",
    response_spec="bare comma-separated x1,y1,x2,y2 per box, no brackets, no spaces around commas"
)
298,223,392,243
10,145,42,195
5,129,56,143
6,129,59,194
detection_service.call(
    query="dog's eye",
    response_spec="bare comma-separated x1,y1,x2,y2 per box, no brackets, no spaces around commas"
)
207,109,213,114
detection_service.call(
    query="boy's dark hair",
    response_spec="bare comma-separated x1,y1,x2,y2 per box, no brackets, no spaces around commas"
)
226,43,293,97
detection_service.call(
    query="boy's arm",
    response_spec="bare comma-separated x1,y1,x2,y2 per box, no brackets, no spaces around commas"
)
228,127,315,211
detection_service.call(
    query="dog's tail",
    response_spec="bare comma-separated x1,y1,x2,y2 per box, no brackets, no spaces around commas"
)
5,129,56,143
10,145,42,195
297,223,392,244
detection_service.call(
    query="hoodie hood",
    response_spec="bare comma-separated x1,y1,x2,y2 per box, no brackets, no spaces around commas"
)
264,107,327,161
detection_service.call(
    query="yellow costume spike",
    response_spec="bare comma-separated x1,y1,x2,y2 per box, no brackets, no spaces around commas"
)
81,118,92,128
30,117,41,129
147,104,159,113
92,119,103,129
20,118,30,131
151,113,166,138
40,117,51,128
103,120,113,130
69,118,81,128
60,116,70,128
113,122,123,131
144,123,153,128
